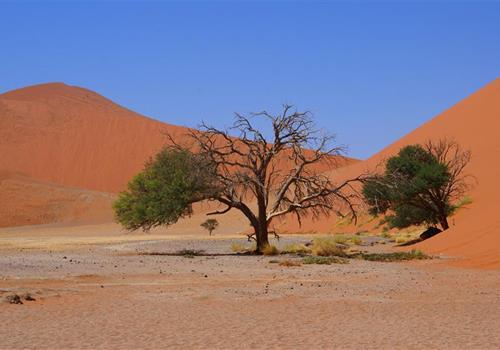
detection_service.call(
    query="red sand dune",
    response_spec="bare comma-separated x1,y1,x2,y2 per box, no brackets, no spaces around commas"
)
286,78,500,268
0,82,187,193
0,83,357,194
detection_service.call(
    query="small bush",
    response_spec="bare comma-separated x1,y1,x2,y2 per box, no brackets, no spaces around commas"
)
262,244,279,256
176,249,204,258
303,256,348,265
200,218,219,235
278,259,302,267
311,237,346,257
333,234,348,244
350,236,362,245
282,243,311,255
268,259,280,264
359,249,430,262
454,195,473,209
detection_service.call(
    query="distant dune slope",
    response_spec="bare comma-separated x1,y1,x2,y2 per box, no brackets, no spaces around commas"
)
0,82,188,193
0,171,114,227
285,78,500,268
0,83,358,193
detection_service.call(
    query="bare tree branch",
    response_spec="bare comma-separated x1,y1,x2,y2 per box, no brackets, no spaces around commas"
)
170,105,363,252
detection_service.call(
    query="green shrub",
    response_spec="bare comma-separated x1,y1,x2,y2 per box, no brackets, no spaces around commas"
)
303,256,348,265
113,147,218,231
454,195,473,209
200,218,219,235
358,249,430,262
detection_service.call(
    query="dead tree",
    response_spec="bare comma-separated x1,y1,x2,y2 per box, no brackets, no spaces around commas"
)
170,105,364,252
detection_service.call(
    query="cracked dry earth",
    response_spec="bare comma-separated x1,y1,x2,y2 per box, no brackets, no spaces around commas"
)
1,231,499,349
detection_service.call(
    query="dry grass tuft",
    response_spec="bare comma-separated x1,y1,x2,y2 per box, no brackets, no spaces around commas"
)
350,236,363,245
333,234,348,244
262,244,279,256
231,242,254,253
395,237,409,244
282,243,311,255
311,237,347,257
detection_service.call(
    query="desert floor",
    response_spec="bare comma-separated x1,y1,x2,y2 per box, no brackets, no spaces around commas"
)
1,223,499,350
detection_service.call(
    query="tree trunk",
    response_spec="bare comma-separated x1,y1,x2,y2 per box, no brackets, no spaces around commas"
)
254,221,270,253
255,191,269,253
439,216,449,231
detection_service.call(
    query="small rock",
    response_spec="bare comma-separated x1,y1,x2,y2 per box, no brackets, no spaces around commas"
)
24,294,36,301
6,294,23,304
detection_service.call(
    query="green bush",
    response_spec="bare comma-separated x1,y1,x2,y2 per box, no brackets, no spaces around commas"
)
303,256,348,265
113,147,219,231
358,249,430,262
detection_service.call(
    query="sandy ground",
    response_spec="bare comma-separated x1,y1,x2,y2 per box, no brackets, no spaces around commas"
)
1,224,499,350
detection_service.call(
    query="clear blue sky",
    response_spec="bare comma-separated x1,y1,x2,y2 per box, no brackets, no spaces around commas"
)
1,1,499,159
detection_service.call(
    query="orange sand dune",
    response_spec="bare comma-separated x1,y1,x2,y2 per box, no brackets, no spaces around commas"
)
0,170,114,227
286,78,500,268
0,82,188,193
0,83,357,194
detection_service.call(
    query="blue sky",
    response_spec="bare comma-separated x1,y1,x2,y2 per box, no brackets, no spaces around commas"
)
1,1,499,159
